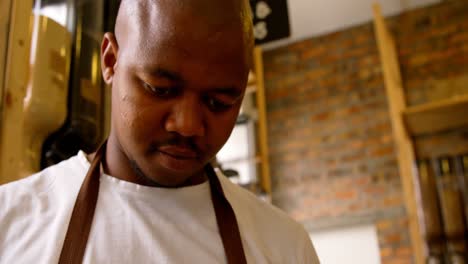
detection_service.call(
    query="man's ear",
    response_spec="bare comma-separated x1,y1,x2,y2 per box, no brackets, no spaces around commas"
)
101,32,119,85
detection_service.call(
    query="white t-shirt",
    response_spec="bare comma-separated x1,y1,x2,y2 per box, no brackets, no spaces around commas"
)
0,152,319,263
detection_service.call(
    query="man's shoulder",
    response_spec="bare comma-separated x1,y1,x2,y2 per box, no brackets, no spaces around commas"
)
218,174,309,238
0,153,88,263
219,175,320,263
0,152,88,207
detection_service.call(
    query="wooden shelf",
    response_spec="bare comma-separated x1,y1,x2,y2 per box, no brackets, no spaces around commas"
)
403,94,468,136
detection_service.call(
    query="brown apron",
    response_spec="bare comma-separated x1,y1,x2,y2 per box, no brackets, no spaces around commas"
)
58,141,247,264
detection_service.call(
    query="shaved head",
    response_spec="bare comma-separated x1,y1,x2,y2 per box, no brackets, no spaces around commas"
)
101,0,254,187
114,0,254,68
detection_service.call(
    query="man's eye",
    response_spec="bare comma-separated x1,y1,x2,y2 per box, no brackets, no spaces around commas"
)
205,97,233,112
143,82,176,97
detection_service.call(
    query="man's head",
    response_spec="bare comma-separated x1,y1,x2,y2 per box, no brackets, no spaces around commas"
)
101,0,254,187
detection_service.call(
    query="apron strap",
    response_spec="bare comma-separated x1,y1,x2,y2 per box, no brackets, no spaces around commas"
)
206,164,248,264
58,142,105,264
59,141,247,264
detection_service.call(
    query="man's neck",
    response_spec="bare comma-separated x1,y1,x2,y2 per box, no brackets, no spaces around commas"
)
86,143,207,188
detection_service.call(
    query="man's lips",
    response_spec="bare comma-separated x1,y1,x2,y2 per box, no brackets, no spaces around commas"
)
158,145,198,159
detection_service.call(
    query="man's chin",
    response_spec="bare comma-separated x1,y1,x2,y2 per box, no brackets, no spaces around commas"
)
143,170,206,188
154,151,202,173
138,152,207,187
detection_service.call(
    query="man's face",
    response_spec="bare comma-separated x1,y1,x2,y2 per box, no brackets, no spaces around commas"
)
103,3,250,186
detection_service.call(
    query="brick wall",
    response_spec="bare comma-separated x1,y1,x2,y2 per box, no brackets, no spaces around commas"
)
262,1,468,263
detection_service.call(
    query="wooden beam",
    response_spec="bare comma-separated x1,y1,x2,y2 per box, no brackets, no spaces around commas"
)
0,0,34,184
372,4,426,264
0,0,13,119
403,94,468,136
253,47,272,195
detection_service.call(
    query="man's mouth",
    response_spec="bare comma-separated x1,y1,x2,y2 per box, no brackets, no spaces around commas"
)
158,145,198,160
155,145,201,172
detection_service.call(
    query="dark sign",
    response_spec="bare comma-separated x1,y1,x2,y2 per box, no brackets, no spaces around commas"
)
249,0,291,45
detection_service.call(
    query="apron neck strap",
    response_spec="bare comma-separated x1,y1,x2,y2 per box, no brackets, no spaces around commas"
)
59,140,247,264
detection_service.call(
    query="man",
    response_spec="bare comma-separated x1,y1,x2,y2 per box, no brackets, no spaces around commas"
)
0,0,320,263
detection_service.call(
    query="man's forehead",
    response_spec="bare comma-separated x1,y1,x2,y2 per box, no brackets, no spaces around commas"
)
122,37,249,83
117,0,246,32
115,0,252,67
116,0,251,43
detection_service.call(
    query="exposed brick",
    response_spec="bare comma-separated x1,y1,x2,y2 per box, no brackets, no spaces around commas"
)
396,247,413,257
300,46,327,60
385,258,412,264
264,1,468,263
305,68,329,80
381,247,393,258
377,219,394,231
335,190,357,200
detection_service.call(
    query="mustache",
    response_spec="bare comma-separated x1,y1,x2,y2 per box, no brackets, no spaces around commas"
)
147,134,201,154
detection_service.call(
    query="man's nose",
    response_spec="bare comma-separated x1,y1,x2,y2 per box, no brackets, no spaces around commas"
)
165,94,206,137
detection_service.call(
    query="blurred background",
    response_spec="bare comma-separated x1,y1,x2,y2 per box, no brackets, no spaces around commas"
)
1,0,467,263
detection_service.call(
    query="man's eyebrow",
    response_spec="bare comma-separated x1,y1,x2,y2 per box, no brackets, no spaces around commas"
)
141,66,242,97
145,67,183,82
209,87,243,98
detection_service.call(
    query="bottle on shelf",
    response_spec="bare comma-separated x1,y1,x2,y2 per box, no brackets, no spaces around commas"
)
460,154,468,228
417,159,445,263
436,157,467,264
